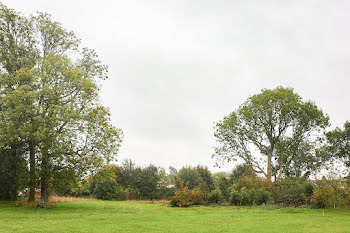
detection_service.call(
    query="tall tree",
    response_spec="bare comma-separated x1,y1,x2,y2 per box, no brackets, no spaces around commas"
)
0,3,122,206
213,87,329,182
0,4,37,200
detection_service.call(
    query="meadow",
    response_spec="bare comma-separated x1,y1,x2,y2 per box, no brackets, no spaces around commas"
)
0,201,349,233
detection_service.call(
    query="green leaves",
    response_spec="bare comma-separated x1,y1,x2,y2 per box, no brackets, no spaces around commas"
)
0,3,122,203
213,87,329,181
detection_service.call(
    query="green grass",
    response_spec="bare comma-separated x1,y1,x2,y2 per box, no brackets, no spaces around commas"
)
0,201,349,233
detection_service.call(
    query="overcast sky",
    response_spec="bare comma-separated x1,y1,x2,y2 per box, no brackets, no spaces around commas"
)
4,0,350,172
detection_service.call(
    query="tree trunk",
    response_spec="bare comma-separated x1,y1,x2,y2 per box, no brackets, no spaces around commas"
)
267,150,272,182
9,147,18,201
39,150,50,208
28,142,36,202
39,176,49,207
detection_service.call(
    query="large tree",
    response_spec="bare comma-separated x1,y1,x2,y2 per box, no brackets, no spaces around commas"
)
213,87,329,182
0,3,122,206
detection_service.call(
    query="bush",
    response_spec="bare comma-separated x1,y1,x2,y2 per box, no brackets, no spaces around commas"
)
253,188,271,205
229,187,270,206
275,178,313,207
94,180,125,200
275,194,306,207
170,179,192,207
124,187,139,200
209,188,222,204
303,182,315,197
311,179,347,208
71,178,93,197
190,187,207,205
229,187,250,206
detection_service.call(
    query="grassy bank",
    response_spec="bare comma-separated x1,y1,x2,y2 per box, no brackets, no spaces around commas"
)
0,201,349,233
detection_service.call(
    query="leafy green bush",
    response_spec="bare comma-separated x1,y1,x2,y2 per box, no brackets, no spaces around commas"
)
94,180,125,200
252,188,271,205
303,182,315,197
230,187,270,206
311,179,347,208
230,187,250,206
274,178,314,207
209,188,222,204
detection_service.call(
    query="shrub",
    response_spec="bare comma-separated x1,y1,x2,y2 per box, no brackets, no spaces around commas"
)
229,187,270,206
253,188,271,205
71,178,93,197
209,188,222,204
170,179,192,207
303,182,315,197
275,194,306,207
275,178,313,207
311,179,347,208
229,187,250,206
190,187,207,205
124,187,139,200
94,180,125,200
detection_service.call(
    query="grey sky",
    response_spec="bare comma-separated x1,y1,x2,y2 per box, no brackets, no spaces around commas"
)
4,0,350,172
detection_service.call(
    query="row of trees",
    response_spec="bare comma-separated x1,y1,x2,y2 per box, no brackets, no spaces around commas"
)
0,3,122,206
53,160,174,200
77,160,349,209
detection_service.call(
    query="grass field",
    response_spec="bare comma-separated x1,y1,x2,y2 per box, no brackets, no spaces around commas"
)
0,201,350,233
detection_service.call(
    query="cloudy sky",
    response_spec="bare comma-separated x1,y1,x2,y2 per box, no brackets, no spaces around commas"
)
4,0,350,172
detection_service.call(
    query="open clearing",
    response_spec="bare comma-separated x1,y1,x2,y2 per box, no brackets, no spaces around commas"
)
0,201,349,233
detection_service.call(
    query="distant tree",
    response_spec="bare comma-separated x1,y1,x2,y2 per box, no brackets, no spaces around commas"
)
168,166,178,183
325,121,350,168
177,166,201,190
229,163,255,182
195,166,215,192
137,165,161,199
176,166,215,192
213,87,329,182
212,172,231,201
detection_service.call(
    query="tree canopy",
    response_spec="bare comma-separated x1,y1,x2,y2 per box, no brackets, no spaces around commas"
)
325,122,350,168
213,87,329,182
0,3,122,206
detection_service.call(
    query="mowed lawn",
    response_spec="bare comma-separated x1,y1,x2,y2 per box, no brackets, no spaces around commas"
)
0,201,350,233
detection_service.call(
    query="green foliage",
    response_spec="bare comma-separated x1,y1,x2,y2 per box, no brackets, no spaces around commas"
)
94,180,125,201
209,188,222,204
230,187,270,206
213,87,329,181
176,166,215,192
176,166,201,190
325,121,350,167
274,178,314,207
229,163,255,183
311,179,348,208
212,172,231,201
234,176,272,191
71,178,93,197
170,179,192,207
190,187,207,205
0,3,123,205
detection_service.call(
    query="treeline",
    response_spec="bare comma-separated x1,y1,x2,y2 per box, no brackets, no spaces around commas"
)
58,161,350,209
52,160,175,200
